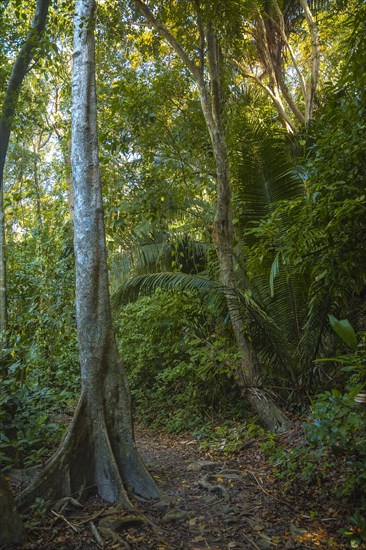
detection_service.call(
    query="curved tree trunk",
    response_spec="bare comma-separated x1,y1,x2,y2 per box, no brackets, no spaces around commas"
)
131,1,291,433
199,29,290,433
0,476,25,545
18,0,160,511
0,0,50,338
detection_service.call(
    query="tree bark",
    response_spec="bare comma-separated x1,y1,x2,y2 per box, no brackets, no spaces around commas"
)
17,0,160,511
132,0,291,433
0,475,25,545
202,25,290,433
0,0,50,337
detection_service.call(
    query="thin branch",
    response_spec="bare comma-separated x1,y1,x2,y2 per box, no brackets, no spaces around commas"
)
0,0,51,174
234,60,296,133
132,0,202,85
192,0,205,75
271,0,307,101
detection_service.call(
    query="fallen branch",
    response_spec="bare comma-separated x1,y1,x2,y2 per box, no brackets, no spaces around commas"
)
90,521,104,546
51,509,78,532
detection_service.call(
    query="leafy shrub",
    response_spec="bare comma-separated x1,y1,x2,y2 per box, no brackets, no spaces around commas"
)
263,390,366,495
0,379,66,471
116,289,246,432
195,421,266,453
260,386,366,546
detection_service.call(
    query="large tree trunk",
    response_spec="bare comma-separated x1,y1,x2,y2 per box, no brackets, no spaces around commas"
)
18,0,160,511
0,476,25,545
0,0,50,337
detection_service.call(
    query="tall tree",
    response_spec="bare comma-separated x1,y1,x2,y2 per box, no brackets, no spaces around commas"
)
18,0,159,509
0,0,50,337
132,0,290,432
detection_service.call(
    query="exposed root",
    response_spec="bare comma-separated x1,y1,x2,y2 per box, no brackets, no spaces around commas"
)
16,394,160,512
196,473,230,500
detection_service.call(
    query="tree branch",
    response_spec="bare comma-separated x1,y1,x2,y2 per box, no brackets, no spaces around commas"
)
0,0,51,179
271,0,307,102
132,0,202,85
299,0,320,122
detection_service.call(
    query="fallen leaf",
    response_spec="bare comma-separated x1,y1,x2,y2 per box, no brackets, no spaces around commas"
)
192,535,205,542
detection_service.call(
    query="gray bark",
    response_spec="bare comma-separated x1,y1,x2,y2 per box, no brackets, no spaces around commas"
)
246,0,320,131
0,0,50,337
17,0,160,510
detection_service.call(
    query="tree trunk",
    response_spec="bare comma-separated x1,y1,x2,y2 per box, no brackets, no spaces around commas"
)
132,1,291,433
200,29,290,433
0,0,50,337
17,0,160,511
0,476,25,545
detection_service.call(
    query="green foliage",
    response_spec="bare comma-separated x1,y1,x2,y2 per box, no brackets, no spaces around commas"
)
342,512,366,548
195,421,266,454
5,164,80,393
241,69,366,397
116,289,245,432
328,315,358,350
0,377,66,471
261,387,366,544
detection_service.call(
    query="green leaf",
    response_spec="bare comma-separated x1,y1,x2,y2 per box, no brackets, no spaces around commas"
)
269,253,280,298
328,315,358,350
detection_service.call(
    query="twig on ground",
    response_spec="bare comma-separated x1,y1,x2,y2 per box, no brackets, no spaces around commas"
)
245,470,299,512
72,508,105,525
90,521,104,546
242,532,261,549
51,509,78,532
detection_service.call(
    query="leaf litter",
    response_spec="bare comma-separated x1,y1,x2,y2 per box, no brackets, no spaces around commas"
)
5,426,351,549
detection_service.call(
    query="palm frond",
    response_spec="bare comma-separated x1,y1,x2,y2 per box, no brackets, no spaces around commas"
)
111,271,218,309
231,122,303,247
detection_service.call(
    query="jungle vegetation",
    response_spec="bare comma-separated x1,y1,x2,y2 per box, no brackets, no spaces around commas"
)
0,0,365,545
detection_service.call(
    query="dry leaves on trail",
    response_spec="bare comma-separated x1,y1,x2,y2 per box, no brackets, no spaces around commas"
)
7,426,349,549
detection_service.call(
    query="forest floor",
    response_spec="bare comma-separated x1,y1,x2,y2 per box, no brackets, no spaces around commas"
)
5,426,354,549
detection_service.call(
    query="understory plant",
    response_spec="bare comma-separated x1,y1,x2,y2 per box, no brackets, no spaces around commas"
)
261,335,366,546
0,377,66,471
115,289,246,432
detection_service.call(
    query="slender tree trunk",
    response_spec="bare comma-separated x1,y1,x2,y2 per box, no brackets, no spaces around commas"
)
0,0,50,338
132,0,291,432
0,188,6,338
201,29,290,433
17,0,160,511
299,0,320,122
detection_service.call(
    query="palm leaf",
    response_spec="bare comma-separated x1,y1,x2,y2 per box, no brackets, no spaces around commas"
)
111,271,218,309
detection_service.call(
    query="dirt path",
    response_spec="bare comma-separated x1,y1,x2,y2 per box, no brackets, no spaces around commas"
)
134,429,343,549
7,427,348,549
